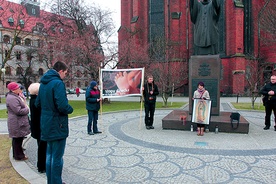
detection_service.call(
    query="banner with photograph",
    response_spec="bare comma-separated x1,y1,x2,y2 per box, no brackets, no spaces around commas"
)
100,68,144,98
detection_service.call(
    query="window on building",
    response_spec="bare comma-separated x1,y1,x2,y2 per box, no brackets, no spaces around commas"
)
171,12,181,19
66,81,70,88
149,0,165,60
25,38,31,46
50,25,56,33
76,70,82,77
83,70,88,77
3,35,10,43
263,66,273,84
5,50,10,59
26,67,32,75
32,8,36,15
15,51,21,60
38,68,44,75
15,37,21,45
38,54,44,62
16,67,23,75
8,17,14,26
27,52,32,61
5,66,11,75
131,16,139,23
19,19,24,28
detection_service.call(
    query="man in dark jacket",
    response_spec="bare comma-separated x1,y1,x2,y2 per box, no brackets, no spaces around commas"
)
260,75,276,130
85,81,102,135
143,75,159,130
35,61,73,184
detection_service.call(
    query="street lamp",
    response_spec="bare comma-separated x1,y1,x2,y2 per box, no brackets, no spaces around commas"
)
1,67,6,95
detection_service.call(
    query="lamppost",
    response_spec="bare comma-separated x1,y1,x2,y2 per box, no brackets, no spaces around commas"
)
1,67,6,96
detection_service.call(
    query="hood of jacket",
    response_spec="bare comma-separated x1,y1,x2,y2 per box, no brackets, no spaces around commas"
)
40,69,61,84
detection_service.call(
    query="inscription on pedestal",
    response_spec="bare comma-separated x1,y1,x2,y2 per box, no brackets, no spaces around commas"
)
189,55,221,115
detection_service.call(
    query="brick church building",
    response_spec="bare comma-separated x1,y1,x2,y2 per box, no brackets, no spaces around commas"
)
118,0,276,96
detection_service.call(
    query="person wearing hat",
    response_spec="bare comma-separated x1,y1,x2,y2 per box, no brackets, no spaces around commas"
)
28,83,47,173
6,82,30,161
85,81,102,135
192,82,210,136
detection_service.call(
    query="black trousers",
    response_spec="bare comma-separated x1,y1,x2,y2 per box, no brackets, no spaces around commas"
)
144,102,156,126
12,137,25,160
265,101,276,127
36,139,47,171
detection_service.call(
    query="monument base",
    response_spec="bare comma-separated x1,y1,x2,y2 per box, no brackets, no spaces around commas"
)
162,110,249,134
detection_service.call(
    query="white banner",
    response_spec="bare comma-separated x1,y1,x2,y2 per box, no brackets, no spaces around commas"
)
100,68,144,98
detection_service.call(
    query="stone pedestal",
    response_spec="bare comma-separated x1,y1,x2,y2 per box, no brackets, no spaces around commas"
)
162,110,249,134
189,55,221,115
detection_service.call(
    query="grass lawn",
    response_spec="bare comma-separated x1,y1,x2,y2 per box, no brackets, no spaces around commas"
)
0,100,185,183
231,102,265,111
0,134,29,184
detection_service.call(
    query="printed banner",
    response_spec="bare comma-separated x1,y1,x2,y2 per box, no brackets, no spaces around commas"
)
192,99,212,124
100,68,144,98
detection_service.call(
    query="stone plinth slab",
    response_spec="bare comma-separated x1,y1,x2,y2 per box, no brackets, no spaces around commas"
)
162,110,249,134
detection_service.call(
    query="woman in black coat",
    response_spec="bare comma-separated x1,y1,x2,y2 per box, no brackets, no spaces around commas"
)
29,83,47,173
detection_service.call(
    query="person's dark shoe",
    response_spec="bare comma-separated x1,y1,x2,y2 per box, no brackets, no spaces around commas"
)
263,126,270,130
146,126,150,130
15,156,28,161
94,131,102,134
149,126,154,129
274,126,276,131
88,132,94,135
38,169,46,173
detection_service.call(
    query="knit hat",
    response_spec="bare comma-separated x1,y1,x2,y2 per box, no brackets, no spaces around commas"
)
90,81,97,88
28,83,40,95
7,82,20,91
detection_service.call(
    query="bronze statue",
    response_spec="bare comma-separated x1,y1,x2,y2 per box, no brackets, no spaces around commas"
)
190,0,220,55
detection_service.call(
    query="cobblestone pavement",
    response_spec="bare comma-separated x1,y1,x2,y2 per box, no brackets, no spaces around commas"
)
1,98,275,184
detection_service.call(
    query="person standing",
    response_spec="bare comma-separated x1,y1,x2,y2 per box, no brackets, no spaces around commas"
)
260,75,276,131
35,61,73,184
143,75,159,130
76,87,80,97
85,81,102,135
28,83,47,173
189,0,220,55
193,82,210,136
6,82,30,161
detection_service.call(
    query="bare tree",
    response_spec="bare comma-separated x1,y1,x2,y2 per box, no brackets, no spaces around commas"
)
118,26,188,106
245,0,276,109
41,0,116,82
0,0,50,94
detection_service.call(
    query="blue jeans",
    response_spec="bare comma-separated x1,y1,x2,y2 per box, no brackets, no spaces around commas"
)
87,110,99,133
46,139,66,184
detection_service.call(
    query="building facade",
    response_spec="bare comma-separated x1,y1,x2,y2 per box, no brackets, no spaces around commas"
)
0,0,95,95
119,0,276,96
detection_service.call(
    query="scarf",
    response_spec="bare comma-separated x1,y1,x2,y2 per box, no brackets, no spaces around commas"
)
197,88,205,98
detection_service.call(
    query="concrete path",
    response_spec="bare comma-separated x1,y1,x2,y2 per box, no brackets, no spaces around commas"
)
2,97,276,184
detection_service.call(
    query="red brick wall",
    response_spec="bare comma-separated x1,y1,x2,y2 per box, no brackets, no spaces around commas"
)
119,0,275,95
